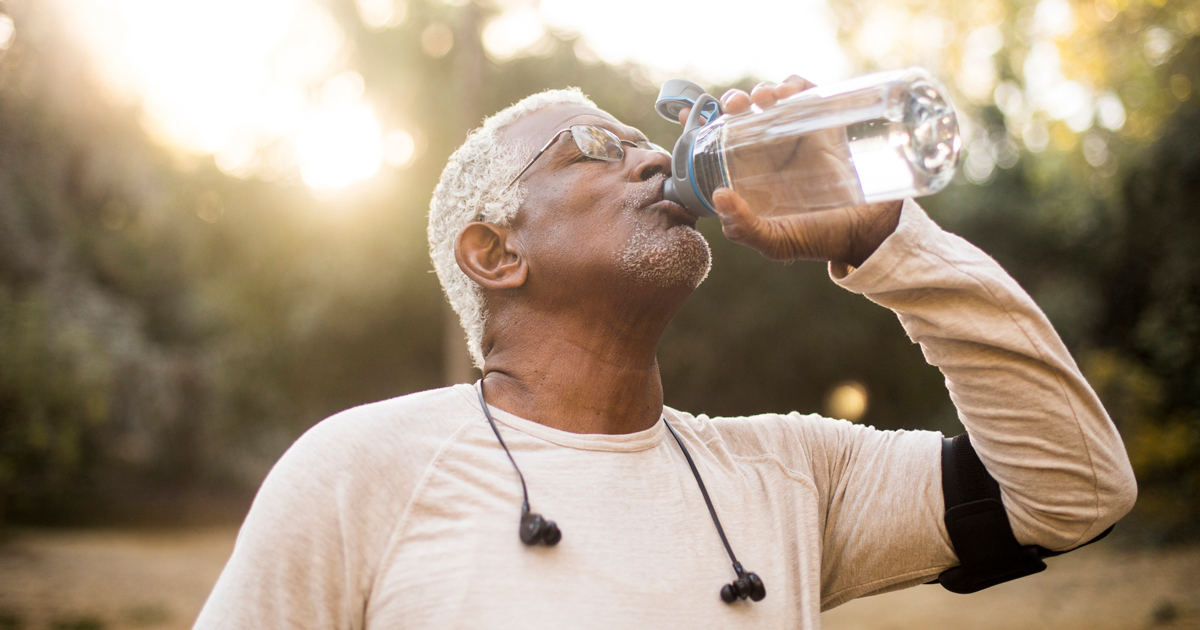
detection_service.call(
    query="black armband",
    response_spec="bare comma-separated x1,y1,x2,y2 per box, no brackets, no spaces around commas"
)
932,433,1114,594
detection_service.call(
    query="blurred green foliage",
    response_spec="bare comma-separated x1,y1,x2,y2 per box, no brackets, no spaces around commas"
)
0,0,1196,543
1087,93,1200,541
0,288,110,522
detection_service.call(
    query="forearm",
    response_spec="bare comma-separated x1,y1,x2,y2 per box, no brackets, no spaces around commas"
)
831,199,1136,551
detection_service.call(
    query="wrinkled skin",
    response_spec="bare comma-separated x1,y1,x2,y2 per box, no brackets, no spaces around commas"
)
689,76,903,267
455,80,901,436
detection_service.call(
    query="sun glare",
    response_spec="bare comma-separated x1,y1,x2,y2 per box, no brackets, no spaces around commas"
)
482,7,546,61
538,0,851,86
55,0,394,192
298,102,384,190
0,13,15,51
52,0,1133,196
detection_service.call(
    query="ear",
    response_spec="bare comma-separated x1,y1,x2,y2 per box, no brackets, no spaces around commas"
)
455,222,528,290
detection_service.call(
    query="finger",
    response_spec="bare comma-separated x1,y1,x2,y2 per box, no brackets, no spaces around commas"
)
781,75,817,91
712,188,769,248
676,106,691,126
713,188,825,261
750,82,779,109
776,75,814,100
721,88,751,115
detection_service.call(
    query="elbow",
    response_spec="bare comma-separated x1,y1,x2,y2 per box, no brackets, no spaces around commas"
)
1012,458,1139,551
1097,460,1138,530
1062,458,1138,549
1073,420,1140,542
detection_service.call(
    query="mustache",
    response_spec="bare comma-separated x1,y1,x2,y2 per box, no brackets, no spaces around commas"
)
622,172,669,211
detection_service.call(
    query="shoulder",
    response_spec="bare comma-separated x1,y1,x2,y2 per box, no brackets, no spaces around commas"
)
263,384,483,499
302,384,480,447
665,406,938,475
235,385,484,565
666,406,868,456
196,390,484,626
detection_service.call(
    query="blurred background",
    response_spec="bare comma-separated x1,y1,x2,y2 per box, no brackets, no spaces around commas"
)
0,0,1197,627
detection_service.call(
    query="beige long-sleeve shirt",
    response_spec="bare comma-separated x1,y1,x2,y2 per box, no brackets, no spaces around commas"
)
194,200,1136,629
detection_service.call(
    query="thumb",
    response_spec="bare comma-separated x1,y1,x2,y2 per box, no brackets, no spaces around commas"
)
712,188,766,245
712,188,806,261
676,106,691,126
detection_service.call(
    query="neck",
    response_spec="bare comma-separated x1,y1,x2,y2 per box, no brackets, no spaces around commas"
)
479,292,685,435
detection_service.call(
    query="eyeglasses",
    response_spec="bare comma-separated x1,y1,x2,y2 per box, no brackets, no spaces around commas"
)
506,124,669,189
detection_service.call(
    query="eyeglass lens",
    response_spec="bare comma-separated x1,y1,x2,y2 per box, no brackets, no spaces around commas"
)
569,125,626,161
506,124,670,190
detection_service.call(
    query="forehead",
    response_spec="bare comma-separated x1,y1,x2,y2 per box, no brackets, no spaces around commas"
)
501,104,641,148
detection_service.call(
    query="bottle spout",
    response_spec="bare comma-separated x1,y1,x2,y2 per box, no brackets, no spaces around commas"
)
664,163,716,219
663,178,682,208
660,90,722,219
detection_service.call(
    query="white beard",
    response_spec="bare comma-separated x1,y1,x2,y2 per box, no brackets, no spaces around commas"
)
616,222,712,289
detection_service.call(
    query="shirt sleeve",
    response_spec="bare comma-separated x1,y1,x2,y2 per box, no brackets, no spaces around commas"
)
815,199,1137,606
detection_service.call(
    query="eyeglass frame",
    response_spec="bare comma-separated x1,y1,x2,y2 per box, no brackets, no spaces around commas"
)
505,124,669,190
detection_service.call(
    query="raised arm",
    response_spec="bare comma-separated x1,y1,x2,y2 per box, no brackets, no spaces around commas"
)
828,199,1136,551
702,77,1135,608
705,77,1135,553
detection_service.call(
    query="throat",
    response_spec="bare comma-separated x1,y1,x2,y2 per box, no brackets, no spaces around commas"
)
480,348,666,435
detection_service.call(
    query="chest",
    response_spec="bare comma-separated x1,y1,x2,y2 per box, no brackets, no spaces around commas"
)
364,440,825,629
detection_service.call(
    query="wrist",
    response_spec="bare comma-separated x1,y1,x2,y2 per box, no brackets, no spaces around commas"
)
840,200,903,267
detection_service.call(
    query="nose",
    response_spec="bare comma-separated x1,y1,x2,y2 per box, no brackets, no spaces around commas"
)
629,146,671,182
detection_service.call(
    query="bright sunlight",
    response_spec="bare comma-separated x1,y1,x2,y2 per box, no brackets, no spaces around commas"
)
53,0,403,191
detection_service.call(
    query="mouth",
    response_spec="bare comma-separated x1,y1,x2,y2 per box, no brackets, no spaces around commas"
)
625,173,699,228
643,187,700,228
647,198,698,228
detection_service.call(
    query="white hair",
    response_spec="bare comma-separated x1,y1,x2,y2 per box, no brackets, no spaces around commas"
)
428,88,597,369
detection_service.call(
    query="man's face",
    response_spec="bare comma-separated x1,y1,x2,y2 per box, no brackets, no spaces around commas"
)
500,104,711,298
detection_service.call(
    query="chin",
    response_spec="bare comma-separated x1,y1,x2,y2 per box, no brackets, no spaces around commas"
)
616,223,713,289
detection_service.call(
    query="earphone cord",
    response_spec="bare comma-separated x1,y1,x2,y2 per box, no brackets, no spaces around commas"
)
477,379,744,577
663,416,746,578
477,381,532,513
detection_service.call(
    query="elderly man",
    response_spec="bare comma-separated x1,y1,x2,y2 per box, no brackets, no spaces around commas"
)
195,78,1136,629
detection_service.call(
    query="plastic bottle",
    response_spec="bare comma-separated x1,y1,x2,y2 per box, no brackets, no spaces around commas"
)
656,68,961,218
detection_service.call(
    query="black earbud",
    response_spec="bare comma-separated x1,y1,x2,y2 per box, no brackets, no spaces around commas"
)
479,381,765,603
477,382,564,548
720,569,766,603
662,414,769,605
520,509,562,546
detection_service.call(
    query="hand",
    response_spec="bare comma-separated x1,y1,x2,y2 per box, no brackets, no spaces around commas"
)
677,77,902,267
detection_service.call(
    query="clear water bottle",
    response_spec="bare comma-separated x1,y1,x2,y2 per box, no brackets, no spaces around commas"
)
656,68,961,218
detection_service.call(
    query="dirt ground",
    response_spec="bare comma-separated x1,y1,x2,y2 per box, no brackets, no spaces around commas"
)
822,542,1200,630
0,526,1197,629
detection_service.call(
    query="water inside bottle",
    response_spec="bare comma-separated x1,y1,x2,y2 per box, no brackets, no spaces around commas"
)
690,77,958,216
